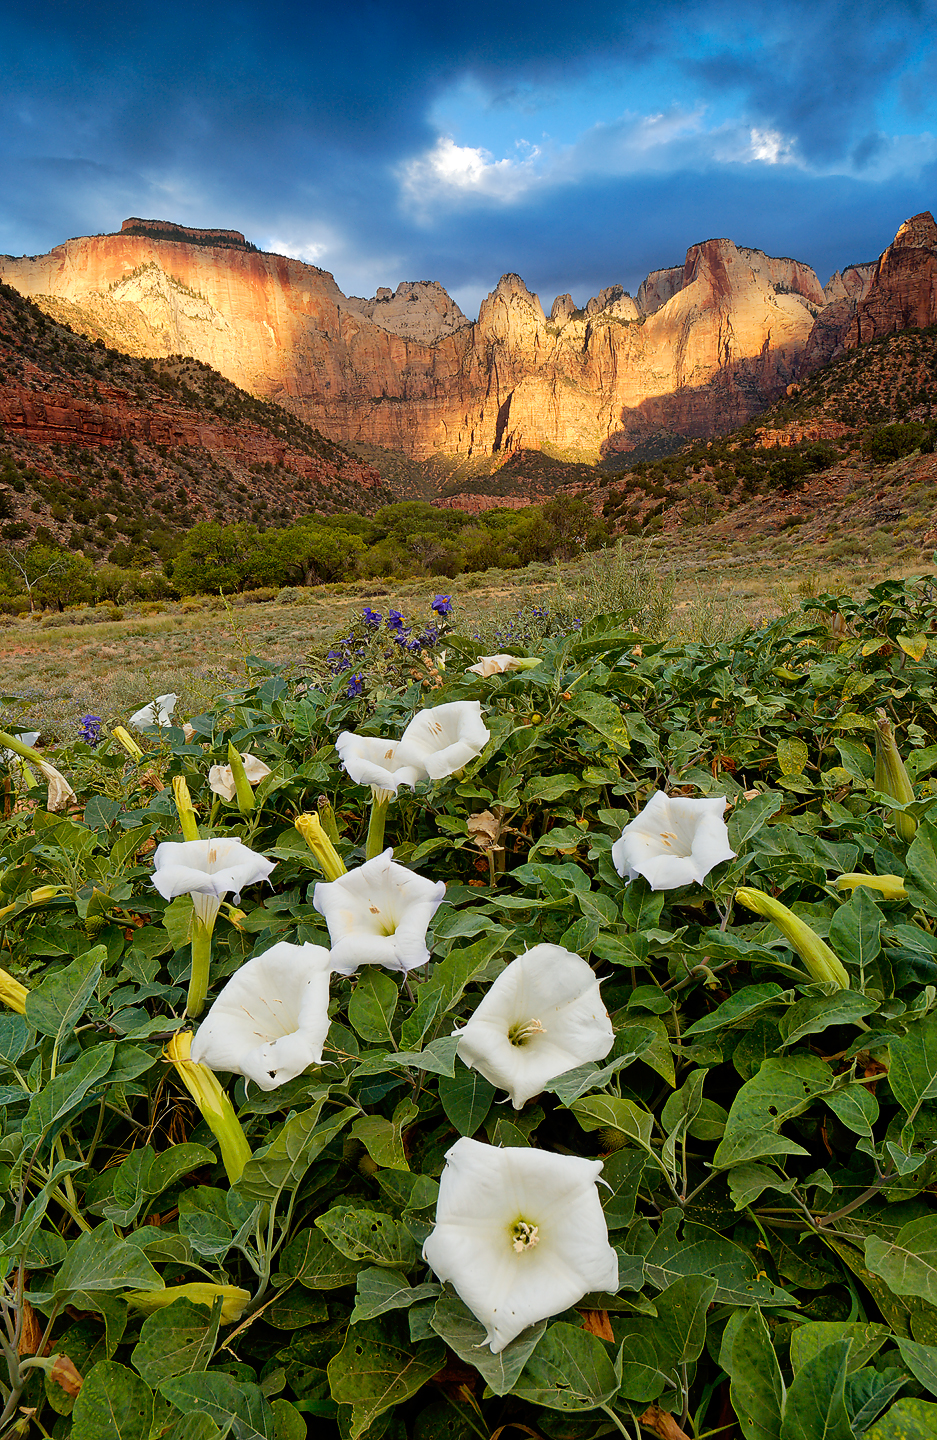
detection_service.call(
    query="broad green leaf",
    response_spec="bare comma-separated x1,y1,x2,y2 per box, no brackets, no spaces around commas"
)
316,1206,416,1269
778,738,809,776
351,1098,418,1172
429,1293,546,1395
889,1012,937,1120
727,1307,785,1440
25,947,104,1041
162,895,194,950
727,1163,796,1211
683,984,786,1038
350,1268,441,1324
790,1324,890,1375
513,1320,618,1411
643,1213,794,1307
652,1275,718,1366
714,1055,833,1169
374,1172,439,1213
896,1337,937,1397
235,1102,355,1206
161,1373,274,1440
779,1339,852,1440
729,790,783,850
437,1061,496,1136
563,692,631,752
599,1149,646,1230
779,993,875,1048
905,821,937,917
570,1094,653,1147
348,970,398,1045
829,886,882,973
391,1035,459,1077
49,1223,162,1304
866,1217,937,1306
72,1361,154,1440
264,1290,328,1329
279,1228,359,1291
326,1314,445,1439
271,1399,305,1440
541,1040,655,1105
22,1042,116,1149
522,773,584,802
823,1084,879,1139
131,1297,222,1386
866,1399,937,1440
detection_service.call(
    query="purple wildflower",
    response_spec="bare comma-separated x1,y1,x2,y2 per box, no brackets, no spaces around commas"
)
387,609,405,632
78,714,102,746
347,673,364,698
362,607,382,628
431,594,453,617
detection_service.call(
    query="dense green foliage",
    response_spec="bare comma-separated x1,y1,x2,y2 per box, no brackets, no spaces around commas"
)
3,568,937,1440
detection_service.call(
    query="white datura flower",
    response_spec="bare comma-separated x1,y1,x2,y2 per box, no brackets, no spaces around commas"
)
612,790,735,890
454,944,614,1109
467,654,541,678
36,759,77,813
208,753,273,801
423,1138,618,1353
191,941,332,1090
151,837,276,926
334,731,425,797
129,692,178,730
394,701,490,780
313,848,446,974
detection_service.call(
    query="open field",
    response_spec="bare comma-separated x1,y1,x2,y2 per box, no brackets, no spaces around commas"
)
2,529,933,741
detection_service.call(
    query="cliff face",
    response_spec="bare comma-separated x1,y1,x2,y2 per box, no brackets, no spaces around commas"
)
847,212,937,344
2,214,932,461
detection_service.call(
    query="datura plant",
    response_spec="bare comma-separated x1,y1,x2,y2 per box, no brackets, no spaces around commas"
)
1,574,937,1440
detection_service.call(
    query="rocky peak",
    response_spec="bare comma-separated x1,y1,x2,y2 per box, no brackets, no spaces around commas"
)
893,212,937,249
846,211,937,346
550,293,576,324
343,279,468,343
823,263,875,303
636,266,683,315
477,274,546,343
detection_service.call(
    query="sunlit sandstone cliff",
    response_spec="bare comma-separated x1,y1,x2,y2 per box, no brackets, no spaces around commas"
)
2,215,933,459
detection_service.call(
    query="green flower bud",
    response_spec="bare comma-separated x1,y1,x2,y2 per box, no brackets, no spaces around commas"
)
735,886,850,988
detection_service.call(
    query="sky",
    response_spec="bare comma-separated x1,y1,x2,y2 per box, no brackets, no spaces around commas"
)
2,0,936,318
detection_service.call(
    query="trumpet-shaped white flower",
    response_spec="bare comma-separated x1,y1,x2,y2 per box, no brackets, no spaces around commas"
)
208,753,273,801
335,732,425,798
423,1138,618,1353
454,944,614,1109
129,693,178,730
191,940,332,1090
36,759,77,813
395,701,490,780
612,790,735,891
467,654,541,678
313,848,446,974
151,837,276,927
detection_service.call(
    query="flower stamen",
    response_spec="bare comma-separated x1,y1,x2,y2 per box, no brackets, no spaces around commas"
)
511,1220,540,1252
508,1017,545,1046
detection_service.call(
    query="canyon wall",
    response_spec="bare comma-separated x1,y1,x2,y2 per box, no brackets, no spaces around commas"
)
2,213,934,459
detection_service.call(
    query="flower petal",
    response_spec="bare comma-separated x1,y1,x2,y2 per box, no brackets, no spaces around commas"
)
395,702,490,780
152,838,275,901
612,790,734,890
313,849,446,974
335,733,425,793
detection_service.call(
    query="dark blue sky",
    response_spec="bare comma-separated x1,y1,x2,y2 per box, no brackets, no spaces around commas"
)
2,1,936,316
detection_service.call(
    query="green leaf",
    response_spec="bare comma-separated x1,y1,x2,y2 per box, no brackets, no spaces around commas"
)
563,692,631,752
350,1268,441,1324
513,1320,618,1411
779,993,876,1048
437,1060,496,1136
22,1041,115,1149
777,738,809,776
316,1206,417,1269
25,947,104,1040
599,1149,646,1230
162,895,194,950
889,1012,937,1121
522,773,584,802
729,791,783,851
351,1098,418,1172
348,970,399,1045
161,1372,274,1440
430,1292,546,1396
235,1102,355,1206
727,1163,796,1211
829,887,882,973
326,1314,445,1440
790,1324,890,1374
823,1084,879,1139
131,1297,222,1386
643,1213,794,1307
49,1223,162,1305
896,1338,937,1398
683,984,786,1038
727,1308,785,1440
279,1228,360,1291
391,1036,459,1077
714,1055,833,1169
72,1361,154,1440
569,1094,653,1147
652,1275,718,1366
866,1217,937,1306
779,1339,852,1440
866,1399,937,1440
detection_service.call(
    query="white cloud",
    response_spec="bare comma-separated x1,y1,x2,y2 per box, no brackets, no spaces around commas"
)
399,136,542,213
748,127,796,164
265,234,328,265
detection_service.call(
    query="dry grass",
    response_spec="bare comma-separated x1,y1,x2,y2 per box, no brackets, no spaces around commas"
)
2,535,933,742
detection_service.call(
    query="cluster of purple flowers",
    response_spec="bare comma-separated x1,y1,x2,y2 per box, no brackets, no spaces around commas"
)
78,714,103,746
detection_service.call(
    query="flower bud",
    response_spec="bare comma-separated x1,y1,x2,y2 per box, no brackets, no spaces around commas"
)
0,967,29,1015
874,709,916,842
317,795,341,844
112,726,144,760
165,1031,252,1184
172,776,200,842
835,873,907,900
295,812,347,880
125,1282,251,1325
735,886,849,988
227,743,255,814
